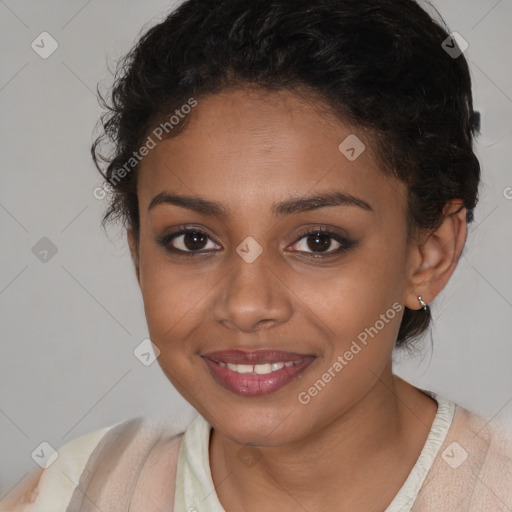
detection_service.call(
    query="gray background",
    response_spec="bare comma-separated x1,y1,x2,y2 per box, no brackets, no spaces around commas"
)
1,0,511,499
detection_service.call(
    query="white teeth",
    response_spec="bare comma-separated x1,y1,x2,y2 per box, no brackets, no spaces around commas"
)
220,359,304,375
235,364,253,374
254,363,272,374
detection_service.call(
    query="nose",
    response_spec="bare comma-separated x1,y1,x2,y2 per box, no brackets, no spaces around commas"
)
212,248,293,333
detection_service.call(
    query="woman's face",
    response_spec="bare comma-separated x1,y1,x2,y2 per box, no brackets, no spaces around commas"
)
130,87,417,447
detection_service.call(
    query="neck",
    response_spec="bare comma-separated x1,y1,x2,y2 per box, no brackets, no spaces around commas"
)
209,364,438,511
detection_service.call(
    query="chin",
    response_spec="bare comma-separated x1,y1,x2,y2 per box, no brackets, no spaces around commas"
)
208,405,309,448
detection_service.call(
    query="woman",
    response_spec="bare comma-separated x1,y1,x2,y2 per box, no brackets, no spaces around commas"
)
3,0,511,510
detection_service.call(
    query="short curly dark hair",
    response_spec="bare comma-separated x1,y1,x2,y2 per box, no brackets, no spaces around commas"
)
92,0,480,349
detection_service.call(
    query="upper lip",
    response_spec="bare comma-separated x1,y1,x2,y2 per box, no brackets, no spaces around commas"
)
202,349,315,365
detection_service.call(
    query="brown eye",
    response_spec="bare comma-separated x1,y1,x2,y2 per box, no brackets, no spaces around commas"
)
289,227,355,257
158,228,221,254
183,231,208,251
305,232,334,252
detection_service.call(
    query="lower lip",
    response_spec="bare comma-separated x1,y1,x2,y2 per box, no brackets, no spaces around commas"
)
203,357,316,396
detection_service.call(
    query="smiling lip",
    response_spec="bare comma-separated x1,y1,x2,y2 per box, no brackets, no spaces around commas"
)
202,350,317,396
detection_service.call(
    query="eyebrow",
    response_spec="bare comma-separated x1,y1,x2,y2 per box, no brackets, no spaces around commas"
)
148,191,373,217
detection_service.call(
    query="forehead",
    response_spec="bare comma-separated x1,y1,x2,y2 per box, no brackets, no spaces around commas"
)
136,88,407,219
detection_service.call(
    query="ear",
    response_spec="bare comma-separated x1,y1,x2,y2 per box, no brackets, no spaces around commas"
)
127,227,141,286
404,200,467,310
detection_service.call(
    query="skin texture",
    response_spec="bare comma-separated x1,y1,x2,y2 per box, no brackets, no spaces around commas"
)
126,87,467,511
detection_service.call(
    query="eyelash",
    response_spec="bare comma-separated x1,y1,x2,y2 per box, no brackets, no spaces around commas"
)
157,225,356,259
292,226,355,257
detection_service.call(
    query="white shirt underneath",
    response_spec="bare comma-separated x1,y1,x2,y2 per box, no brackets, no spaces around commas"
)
173,390,456,511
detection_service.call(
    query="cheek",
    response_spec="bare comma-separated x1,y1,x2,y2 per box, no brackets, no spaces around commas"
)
138,257,208,393
304,241,405,331
297,244,406,398
292,256,405,422
137,248,209,344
